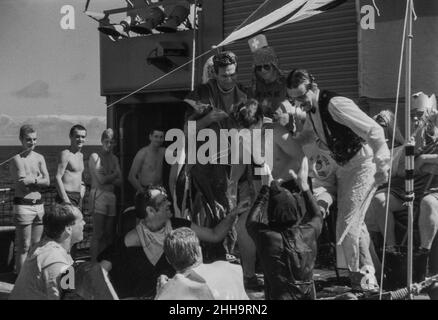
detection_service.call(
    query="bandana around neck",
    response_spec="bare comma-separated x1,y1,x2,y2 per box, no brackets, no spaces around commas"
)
136,220,172,266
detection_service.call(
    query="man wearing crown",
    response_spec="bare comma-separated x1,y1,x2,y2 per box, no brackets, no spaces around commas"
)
367,92,438,286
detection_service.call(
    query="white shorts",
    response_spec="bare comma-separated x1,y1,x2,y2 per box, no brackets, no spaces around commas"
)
89,189,116,217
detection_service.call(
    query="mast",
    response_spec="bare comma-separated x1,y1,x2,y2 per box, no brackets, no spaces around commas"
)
404,0,414,300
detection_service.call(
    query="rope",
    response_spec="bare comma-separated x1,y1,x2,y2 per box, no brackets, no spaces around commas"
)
107,49,214,108
371,0,380,17
379,0,410,300
0,148,32,168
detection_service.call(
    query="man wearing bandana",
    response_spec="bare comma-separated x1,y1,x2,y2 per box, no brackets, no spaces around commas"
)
246,158,322,299
181,51,247,228
98,185,237,299
287,69,390,291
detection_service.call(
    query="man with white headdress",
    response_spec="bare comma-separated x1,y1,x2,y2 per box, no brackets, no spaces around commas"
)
367,92,438,283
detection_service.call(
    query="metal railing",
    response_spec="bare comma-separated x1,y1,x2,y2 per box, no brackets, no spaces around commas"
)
0,187,93,253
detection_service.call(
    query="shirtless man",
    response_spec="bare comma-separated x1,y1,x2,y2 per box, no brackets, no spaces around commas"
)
10,125,50,274
89,128,122,261
128,128,165,193
55,124,87,208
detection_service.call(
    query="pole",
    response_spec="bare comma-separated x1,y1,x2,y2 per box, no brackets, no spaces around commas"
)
405,0,414,300
190,1,198,91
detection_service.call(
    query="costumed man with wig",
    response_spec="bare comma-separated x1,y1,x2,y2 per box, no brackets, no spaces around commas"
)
173,51,263,289
287,69,390,291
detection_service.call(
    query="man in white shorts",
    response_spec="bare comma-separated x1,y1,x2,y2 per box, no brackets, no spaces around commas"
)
89,129,121,261
10,124,50,274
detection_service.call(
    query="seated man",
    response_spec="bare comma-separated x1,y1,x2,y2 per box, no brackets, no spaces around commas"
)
98,185,237,299
155,227,248,300
246,157,323,300
366,94,438,279
9,204,85,300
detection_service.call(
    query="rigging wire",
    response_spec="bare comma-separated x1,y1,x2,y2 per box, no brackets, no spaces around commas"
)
379,0,410,300
107,0,271,108
0,148,32,168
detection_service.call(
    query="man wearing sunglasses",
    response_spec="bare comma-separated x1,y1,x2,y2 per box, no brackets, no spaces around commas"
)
249,38,290,125
98,185,238,299
287,69,390,292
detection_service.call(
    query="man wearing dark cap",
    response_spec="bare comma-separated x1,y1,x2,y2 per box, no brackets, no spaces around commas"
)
246,158,323,300
249,34,302,133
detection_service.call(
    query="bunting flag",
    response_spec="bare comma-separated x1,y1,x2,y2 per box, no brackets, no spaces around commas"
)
215,0,347,48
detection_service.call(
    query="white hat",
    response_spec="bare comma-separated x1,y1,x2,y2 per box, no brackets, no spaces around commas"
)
412,92,437,112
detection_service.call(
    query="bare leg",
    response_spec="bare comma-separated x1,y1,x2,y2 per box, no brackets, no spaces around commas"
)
370,191,404,248
14,224,32,274
418,195,438,250
31,224,44,246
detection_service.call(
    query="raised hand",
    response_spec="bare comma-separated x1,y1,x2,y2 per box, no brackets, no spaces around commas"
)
260,163,274,186
288,156,310,191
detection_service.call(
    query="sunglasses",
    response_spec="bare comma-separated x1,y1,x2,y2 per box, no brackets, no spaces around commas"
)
255,64,272,72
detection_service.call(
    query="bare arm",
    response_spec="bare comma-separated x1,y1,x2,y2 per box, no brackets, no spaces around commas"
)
55,150,71,203
191,212,237,243
11,156,32,187
36,155,50,187
128,150,145,193
292,116,316,146
274,124,305,177
89,153,119,185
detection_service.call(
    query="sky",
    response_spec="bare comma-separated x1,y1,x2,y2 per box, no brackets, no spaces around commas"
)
0,0,125,118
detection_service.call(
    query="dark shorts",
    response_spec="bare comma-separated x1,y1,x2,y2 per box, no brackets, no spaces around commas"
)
55,191,82,208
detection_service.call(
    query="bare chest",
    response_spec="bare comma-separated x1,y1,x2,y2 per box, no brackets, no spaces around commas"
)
141,150,163,172
21,154,41,176
67,154,84,173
